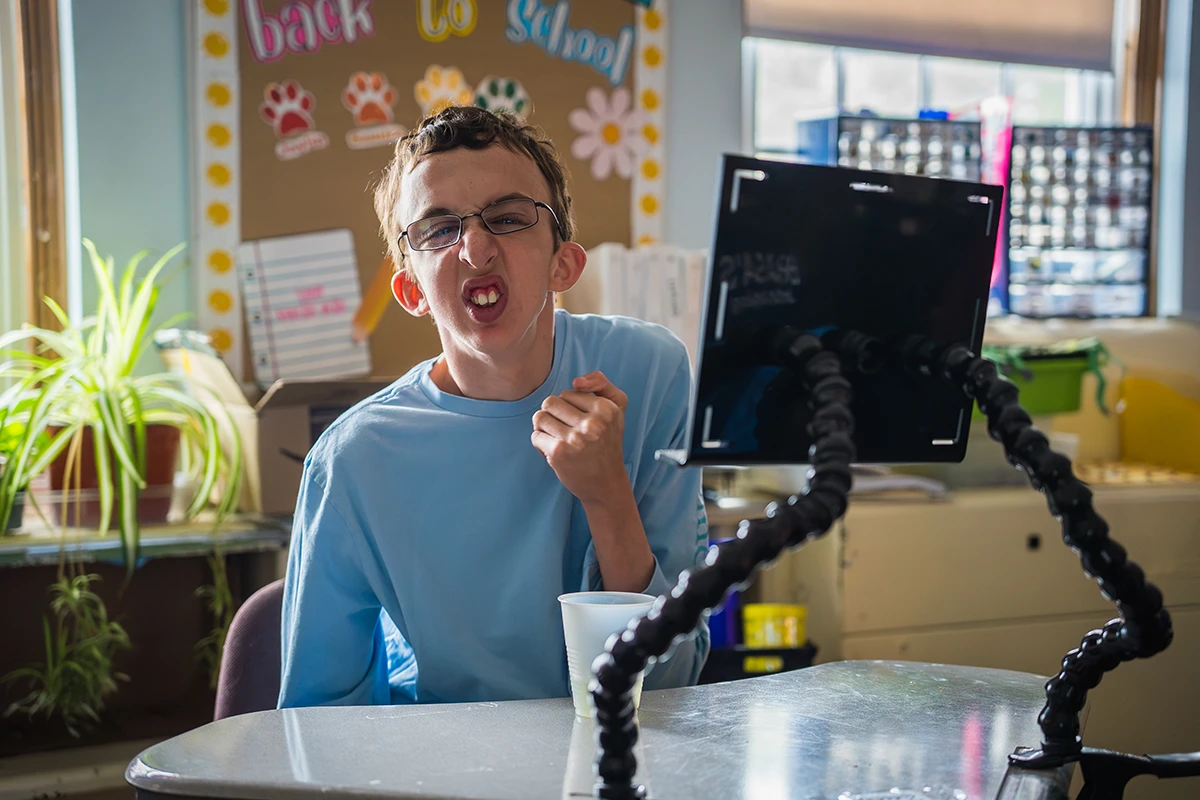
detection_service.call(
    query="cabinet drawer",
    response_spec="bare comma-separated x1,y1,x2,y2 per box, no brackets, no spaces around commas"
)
842,485,1200,634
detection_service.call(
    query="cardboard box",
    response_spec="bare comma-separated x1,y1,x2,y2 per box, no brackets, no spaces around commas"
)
157,338,390,514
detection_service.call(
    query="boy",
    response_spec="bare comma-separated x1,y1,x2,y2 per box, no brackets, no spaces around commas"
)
278,106,709,707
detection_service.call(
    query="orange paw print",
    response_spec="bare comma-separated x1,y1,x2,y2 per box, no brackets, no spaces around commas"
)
259,80,315,138
342,72,397,127
414,65,473,117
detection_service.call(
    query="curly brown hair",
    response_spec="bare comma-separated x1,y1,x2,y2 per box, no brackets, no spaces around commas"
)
373,106,576,276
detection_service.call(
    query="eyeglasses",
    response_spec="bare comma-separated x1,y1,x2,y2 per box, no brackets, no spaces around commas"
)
399,197,563,252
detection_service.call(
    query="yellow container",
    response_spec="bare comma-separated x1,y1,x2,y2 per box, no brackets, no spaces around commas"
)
742,603,807,648
1120,376,1200,474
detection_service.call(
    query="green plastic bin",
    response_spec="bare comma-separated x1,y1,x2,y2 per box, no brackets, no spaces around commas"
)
972,356,1091,420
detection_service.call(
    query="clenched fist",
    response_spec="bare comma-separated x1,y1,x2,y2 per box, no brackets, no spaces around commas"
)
531,371,629,506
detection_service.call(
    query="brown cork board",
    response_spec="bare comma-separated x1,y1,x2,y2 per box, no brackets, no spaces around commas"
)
232,0,643,381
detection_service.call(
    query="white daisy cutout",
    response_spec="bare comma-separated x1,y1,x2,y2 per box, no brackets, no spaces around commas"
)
568,87,648,181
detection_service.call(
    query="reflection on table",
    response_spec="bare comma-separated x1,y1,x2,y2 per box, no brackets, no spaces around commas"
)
127,660,1074,800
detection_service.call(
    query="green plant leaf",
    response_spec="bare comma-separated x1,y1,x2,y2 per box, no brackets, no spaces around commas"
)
0,349,52,367
1,368,80,505
84,239,126,375
96,388,144,489
0,370,73,528
42,297,73,332
137,382,222,517
0,326,84,362
91,422,113,537
119,249,150,320
88,290,108,358
121,243,185,375
127,390,147,476
24,421,82,480
116,463,140,580
0,327,33,351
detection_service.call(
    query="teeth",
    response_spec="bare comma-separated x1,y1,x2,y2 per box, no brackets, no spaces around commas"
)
469,288,500,307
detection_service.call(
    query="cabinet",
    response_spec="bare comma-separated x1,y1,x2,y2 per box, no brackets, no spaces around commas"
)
708,484,1200,800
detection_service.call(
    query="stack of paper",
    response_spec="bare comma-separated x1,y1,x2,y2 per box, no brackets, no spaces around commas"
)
589,243,709,368
238,229,372,387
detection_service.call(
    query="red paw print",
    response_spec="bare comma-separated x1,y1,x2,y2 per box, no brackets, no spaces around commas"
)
342,72,397,127
259,80,315,138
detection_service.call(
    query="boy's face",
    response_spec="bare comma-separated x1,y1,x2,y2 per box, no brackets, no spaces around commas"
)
393,144,584,360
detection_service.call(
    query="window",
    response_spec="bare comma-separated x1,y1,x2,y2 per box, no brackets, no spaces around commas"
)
926,56,1003,117
0,0,24,336
841,48,920,117
748,38,1116,155
1009,64,1071,125
753,40,836,152
747,38,1140,319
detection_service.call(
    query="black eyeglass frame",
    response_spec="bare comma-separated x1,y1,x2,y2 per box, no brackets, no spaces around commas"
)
398,197,565,252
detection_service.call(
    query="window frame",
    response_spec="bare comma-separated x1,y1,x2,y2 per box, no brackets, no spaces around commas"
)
0,0,25,335
8,0,68,332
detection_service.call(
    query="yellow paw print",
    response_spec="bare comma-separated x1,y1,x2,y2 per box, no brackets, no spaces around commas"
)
414,65,474,117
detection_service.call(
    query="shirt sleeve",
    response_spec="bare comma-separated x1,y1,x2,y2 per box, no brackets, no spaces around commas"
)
629,345,711,690
278,467,391,708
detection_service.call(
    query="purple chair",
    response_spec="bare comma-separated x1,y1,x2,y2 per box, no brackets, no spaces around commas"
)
214,578,284,720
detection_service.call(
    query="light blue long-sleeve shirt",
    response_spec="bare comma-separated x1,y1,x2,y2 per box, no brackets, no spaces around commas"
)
279,310,710,708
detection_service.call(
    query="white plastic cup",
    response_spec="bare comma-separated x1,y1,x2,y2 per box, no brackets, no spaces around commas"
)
558,591,656,718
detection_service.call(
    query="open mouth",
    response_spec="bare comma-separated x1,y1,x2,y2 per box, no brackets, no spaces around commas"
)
461,276,507,320
467,286,502,308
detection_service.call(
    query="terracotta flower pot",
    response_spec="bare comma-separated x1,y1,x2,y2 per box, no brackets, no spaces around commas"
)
37,425,181,528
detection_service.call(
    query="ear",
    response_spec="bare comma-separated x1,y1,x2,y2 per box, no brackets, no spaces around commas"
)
392,269,431,317
548,241,587,293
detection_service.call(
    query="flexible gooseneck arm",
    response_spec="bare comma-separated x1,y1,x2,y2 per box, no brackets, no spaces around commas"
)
932,339,1173,760
588,332,854,800
588,332,1192,800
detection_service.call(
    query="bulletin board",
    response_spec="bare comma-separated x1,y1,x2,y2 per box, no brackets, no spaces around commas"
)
189,0,669,383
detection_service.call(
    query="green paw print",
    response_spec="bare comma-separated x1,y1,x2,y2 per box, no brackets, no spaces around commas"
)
474,76,530,118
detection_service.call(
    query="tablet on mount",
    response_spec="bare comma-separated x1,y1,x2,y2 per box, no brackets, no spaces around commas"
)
659,155,1004,468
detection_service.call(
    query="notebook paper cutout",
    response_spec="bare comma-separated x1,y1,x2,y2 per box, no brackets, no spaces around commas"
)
238,229,372,386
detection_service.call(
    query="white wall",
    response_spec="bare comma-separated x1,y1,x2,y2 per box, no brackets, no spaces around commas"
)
664,0,746,250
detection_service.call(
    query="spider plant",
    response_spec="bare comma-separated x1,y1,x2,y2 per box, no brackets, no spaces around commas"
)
195,546,234,689
0,415,33,528
0,239,243,577
2,572,131,737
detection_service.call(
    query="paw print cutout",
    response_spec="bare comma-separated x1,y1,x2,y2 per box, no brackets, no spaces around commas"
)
474,76,531,119
342,72,397,127
259,80,315,138
414,65,473,117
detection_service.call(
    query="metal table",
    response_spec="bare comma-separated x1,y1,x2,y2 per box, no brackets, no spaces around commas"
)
126,661,1074,800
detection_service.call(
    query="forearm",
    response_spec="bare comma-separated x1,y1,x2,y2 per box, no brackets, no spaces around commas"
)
581,482,656,593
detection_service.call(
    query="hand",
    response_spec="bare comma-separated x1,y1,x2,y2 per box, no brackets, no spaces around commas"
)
531,372,629,506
